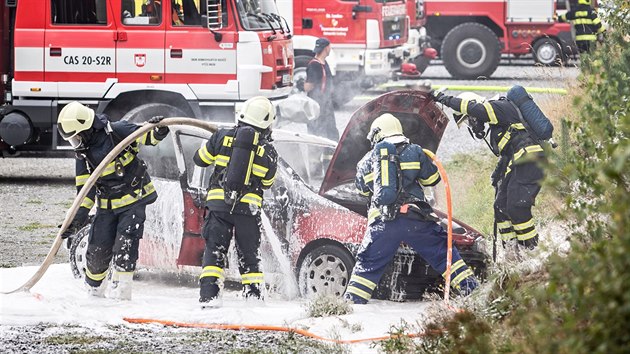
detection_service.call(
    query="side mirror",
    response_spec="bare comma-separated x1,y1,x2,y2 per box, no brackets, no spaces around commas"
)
205,0,223,42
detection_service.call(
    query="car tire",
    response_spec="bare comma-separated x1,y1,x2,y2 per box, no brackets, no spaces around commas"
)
121,103,188,123
297,244,355,298
533,38,565,66
441,22,501,79
69,225,91,280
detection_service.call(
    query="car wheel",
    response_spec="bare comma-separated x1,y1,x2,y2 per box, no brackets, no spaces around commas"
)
69,225,91,280
441,23,501,79
121,103,188,123
297,244,355,298
533,38,564,66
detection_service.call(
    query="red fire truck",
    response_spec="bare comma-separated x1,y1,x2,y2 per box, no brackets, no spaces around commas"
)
418,0,579,79
0,0,293,156
277,0,426,105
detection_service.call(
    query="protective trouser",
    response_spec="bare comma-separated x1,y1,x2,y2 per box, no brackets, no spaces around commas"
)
199,211,263,301
576,40,592,54
84,203,146,287
494,160,544,250
344,217,478,304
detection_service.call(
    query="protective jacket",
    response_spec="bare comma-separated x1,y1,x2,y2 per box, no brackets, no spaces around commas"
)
558,4,604,49
443,96,544,181
193,125,277,216
356,137,441,224
74,116,167,217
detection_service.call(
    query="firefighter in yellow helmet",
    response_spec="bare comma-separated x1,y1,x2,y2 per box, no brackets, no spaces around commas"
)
57,101,169,300
431,90,546,261
343,113,478,304
193,96,278,308
557,0,605,53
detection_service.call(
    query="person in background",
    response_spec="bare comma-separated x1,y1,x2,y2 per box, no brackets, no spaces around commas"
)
304,37,340,141
343,114,478,304
557,0,605,53
57,102,169,300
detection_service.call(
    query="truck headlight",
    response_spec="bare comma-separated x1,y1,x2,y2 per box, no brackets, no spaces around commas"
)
369,52,383,61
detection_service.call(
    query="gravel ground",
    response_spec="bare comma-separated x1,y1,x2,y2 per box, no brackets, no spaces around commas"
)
0,63,578,353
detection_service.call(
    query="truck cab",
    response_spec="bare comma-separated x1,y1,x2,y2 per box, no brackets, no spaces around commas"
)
277,0,410,106
0,0,293,156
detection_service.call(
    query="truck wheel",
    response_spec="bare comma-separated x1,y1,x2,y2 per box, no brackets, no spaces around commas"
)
69,225,91,280
441,23,501,79
293,55,313,94
297,244,355,298
121,103,188,123
533,38,564,66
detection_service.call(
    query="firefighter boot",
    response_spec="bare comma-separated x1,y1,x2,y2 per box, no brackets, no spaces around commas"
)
199,278,223,309
503,240,523,263
109,268,134,301
85,281,107,298
243,283,265,303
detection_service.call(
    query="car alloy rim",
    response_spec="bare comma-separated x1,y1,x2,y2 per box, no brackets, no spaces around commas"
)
303,253,349,296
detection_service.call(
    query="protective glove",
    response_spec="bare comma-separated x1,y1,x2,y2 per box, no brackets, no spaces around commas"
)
430,90,450,105
295,78,305,92
148,115,169,136
60,208,90,239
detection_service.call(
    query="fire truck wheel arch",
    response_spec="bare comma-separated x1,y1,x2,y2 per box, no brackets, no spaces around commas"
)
120,103,189,123
441,23,501,80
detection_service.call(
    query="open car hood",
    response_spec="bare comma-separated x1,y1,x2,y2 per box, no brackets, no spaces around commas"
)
320,90,450,195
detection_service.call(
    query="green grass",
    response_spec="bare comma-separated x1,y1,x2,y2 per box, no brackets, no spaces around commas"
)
45,334,111,346
18,222,55,231
26,199,43,204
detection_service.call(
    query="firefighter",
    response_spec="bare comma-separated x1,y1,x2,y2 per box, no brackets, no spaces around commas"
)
58,102,169,300
431,91,545,259
343,114,478,304
193,96,278,309
304,37,340,141
557,0,605,53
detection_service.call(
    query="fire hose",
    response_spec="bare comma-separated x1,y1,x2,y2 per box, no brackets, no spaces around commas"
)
1,118,217,294
422,149,453,305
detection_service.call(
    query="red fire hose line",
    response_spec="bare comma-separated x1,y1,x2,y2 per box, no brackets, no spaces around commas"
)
123,317,435,344
422,149,453,305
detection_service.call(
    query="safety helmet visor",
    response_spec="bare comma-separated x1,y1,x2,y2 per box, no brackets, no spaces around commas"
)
66,134,84,149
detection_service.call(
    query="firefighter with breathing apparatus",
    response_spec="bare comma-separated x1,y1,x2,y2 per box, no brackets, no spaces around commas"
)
557,0,605,54
57,102,170,300
193,96,278,309
431,89,548,260
343,113,478,304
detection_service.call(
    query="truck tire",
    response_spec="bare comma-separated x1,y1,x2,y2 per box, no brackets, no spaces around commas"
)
121,103,188,123
533,38,565,66
297,244,355,298
441,23,501,79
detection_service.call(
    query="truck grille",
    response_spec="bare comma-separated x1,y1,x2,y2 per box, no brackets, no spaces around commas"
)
383,16,406,41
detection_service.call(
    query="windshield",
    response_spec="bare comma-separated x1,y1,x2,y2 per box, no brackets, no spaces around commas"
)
236,0,284,31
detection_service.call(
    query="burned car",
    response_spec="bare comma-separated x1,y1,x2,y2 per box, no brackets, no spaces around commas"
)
69,91,487,301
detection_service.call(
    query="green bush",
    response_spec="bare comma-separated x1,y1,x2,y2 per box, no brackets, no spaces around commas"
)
418,2,630,352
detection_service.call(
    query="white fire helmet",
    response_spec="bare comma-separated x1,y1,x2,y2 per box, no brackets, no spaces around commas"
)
367,113,404,144
237,96,276,130
57,102,95,148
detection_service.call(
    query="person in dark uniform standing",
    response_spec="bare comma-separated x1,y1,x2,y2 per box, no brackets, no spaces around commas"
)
432,91,546,259
193,96,278,309
304,37,340,141
343,114,478,304
558,0,605,53
58,102,169,300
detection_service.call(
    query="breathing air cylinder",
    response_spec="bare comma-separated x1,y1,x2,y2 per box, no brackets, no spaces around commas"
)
507,85,554,141
372,140,399,207
223,126,259,205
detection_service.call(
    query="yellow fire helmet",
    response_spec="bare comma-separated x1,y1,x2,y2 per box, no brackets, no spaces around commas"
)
57,101,95,148
367,113,404,144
